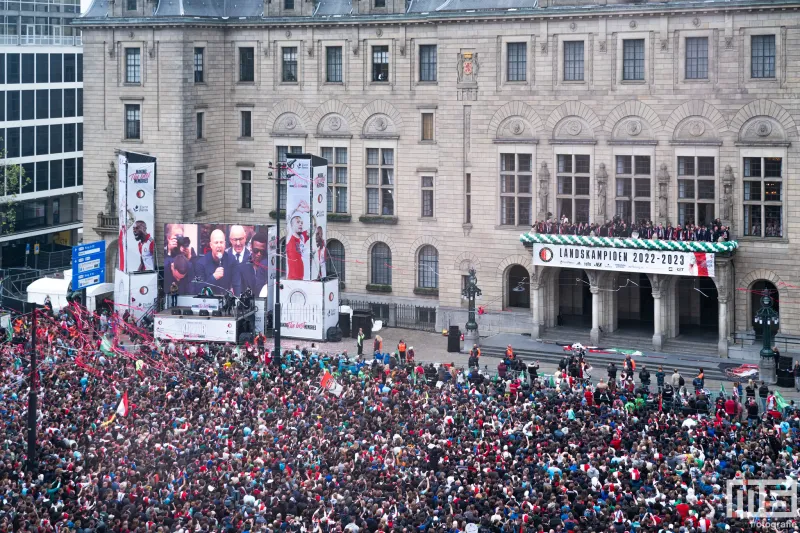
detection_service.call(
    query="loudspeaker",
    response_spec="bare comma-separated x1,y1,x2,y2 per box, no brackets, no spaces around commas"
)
779,356,794,371
339,312,351,338
778,374,795,388
182,309,194,316
447,325,460,353
171,309,182,315
327,326,342,342
239,332,254,345
199,310,209,317
212,310,222,317
352,312,372,340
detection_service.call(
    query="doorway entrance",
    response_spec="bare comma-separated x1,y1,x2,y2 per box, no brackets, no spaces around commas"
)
507,265,530,309
617,273,654,333
558,269,590,327
677,277,719,341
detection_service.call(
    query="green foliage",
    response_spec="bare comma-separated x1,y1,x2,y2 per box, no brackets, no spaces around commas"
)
0,147,29,236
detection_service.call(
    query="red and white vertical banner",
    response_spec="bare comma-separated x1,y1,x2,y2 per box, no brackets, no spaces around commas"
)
285,156,311,280
311,159,328,281
118,153,156,274
117,154,128,272
267,225,277,313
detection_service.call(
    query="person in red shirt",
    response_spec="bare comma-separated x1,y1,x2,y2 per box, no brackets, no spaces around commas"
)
286,202,311,280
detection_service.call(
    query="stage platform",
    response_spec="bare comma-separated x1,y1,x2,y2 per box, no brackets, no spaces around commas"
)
154,306,256,342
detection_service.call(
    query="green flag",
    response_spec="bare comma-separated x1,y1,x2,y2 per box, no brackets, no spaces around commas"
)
720,383,726,396
100,337,115,357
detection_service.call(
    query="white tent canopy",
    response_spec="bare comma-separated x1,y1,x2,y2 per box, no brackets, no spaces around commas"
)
27,277,71,311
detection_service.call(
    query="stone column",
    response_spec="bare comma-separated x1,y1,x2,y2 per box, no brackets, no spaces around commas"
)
652,293,664,351
718,297,729,358
531,284,541,339
590,286,601,345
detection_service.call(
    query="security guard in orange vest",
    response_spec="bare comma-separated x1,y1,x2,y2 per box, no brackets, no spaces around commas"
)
505,344,515,359
398,340,407,365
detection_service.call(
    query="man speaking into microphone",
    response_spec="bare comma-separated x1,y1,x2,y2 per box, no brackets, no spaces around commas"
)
200,228,236,294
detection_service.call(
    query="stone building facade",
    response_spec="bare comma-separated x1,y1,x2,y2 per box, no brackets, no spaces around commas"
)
75,0,800,356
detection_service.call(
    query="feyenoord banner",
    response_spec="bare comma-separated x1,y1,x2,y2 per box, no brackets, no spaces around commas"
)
118,152,156,274
285,156,311,280
311,159,328,281
267,225,277,312
532,243,716,277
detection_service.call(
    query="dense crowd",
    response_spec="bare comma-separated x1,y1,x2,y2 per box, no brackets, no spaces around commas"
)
532,217,731,242
0,302,798,533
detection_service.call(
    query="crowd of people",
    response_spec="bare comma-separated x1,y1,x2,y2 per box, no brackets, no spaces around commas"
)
0,302,798,533
531,216,731,242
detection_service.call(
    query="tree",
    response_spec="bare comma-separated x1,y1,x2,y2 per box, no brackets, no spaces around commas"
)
0,148,30,236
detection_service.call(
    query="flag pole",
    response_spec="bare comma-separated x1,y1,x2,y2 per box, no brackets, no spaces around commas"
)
27,306,37,472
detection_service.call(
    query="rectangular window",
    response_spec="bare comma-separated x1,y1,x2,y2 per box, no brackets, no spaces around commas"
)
372,46,389,82
419,44,437,82
21,126,33,157
125,104,141,140
284,0,293,8
36,53,47,83
240,170,252,209
49,159,62,189
563,41,584,81
239,47,254,82
35,124,47,155
49,124,61,153
49,88,61,118
64,158,75,187
126,0,136,9
743,156,782,237
196,112,203,139
375,0,385,6
196,172,204,213
6,128,19,158
7,53,18,84
499,153,532,226
421,175,434,217
462,173,471,224
421,112,434,141
685,37,708,79
240,110,252,138
193,47,204,83
6,91,19,121
325,46,342,83
77,54,83,82
63,123,75,152
365,147,394,215
556,154,591,224
622,39,645,81
125,48,140,84
21,90,33,120
507,42,526,82
77,123,82,151
677,155,715,227
751,35,776,79
34,89,47,119
281,47,298,82
321,146,348,213
63,88,74,117
276,145,302,210
77,89,83,117
35,161,47,192
21,53,33,83
49,54,61,83
64,54,75,82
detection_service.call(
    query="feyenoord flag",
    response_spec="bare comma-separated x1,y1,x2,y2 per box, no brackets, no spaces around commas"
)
320,371,343,397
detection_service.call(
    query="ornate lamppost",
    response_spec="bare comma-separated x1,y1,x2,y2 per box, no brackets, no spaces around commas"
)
755,290,779,385
462,267,482,348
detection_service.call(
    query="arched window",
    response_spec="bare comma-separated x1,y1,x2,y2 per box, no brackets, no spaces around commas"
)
507,264,530,309
327,239,345,281
417,245,438,289
370,242,392,285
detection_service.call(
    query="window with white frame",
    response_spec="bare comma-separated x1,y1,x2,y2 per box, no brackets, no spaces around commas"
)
563,41,584,81
556,154,591,223
417,245,438,289
196,172,204,213
325,46,342,83
677,155,716,226
239,47,255,82
372,46,389,82
327,239,345,281
751,35,776,79
370,242,391,285
320,146,348,213
276,145,302,210
419,45,437,82
685,37,708,80
743,155,783,237
124,104,140,140
240,110,252,138
421,112,434,142
499,153,532,226
282,47,298,82
366,147,394,215
240,169,252,210
125,47,140,84
622,39,645,81
507,42,526,82
465,173,472,224
193,47,204,83
614,155,651,224
421,176,434,217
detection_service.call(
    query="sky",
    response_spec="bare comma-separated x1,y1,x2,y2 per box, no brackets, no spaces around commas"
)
80,0,93,14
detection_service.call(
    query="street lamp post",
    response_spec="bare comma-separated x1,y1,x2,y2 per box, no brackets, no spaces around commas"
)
462,267,481,349
267,160,284,359
755,290,779,385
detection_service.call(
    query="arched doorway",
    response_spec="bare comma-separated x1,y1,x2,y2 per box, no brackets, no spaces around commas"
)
617,273,653,333
751,280,779,339
677,277,718,341
507,265,530,308
558,269,590,327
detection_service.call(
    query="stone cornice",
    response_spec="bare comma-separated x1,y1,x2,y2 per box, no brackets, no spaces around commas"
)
72,1,800,29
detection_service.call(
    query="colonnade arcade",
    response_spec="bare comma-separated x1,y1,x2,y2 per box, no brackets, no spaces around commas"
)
529,256,735,357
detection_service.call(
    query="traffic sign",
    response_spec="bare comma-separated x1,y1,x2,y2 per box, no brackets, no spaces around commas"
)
71,241,107,290
25,243,30,255
34,243,39,255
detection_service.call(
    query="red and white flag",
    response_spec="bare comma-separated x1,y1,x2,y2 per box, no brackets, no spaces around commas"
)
116,391,130,417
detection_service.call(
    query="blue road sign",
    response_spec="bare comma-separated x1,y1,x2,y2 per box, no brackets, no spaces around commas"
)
72,241,107,290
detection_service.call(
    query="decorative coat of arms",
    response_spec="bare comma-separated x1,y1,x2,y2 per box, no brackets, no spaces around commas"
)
457,52,479,84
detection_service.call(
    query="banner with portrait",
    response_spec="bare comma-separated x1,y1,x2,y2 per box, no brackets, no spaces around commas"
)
311,159,328,281
163,223,271,298
285,156,312,280
117,151,156,274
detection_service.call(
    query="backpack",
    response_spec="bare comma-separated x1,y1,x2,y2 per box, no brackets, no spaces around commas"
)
679,376,685,387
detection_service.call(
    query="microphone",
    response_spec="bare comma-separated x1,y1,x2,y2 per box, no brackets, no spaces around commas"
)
215,252,223,265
